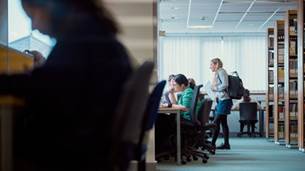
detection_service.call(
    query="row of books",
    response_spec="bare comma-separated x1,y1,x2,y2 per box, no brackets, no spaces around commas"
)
278,86,284,99
278,106,285,121
289,80,298,98
268,70,274,83
268,34,274,48
289,103,298,120
278,46,285,64
289,39,297,56
279,123,285,139
278,67,284,82
268,87,274,100
289,59,297,77
289,17,297,36
268,52,274,66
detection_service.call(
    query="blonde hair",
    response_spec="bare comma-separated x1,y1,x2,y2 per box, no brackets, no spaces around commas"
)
211,58,223,68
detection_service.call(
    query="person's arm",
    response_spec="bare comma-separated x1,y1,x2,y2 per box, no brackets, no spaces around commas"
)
213,70,228,92
168,91,177,104
172,89,192,111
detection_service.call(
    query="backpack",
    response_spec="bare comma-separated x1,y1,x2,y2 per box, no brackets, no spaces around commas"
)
227,72,245,99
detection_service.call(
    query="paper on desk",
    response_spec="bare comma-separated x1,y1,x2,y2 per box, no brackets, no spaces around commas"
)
204,81,216,101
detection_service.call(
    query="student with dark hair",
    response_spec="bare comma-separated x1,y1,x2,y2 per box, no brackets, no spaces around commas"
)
169,74,198,120
0,0,131,170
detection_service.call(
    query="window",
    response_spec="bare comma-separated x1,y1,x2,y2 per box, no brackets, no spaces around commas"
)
8,0,55,57
158,35,266,91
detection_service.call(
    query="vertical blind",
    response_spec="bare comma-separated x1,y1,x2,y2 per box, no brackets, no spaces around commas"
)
158,36,266,91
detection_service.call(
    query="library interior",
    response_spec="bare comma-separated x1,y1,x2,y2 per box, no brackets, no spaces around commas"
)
1,0,305,171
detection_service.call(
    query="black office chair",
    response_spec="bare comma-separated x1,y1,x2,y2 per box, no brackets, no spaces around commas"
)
197,99,216,155
179,85,212,164
110,61,154,171
238,102,260,137
135,80,166,171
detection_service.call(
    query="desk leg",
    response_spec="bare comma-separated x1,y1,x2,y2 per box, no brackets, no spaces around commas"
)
259,110,264,137
176,112,181,164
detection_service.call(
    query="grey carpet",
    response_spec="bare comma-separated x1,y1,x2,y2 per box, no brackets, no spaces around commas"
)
157,138,305,171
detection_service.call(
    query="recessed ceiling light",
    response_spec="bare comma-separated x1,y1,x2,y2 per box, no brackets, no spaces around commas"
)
187,25,213,29
201,16,206,21
171,6,180,10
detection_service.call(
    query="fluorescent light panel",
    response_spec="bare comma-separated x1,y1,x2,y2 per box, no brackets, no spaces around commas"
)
186,0,224,29
258,8,281,30
235,0,256,29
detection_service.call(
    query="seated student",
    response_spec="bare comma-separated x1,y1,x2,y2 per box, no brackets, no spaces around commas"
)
168,74,201,120
160,74,175,107
156,74,201,155
232,89,262,135
231,89,262,110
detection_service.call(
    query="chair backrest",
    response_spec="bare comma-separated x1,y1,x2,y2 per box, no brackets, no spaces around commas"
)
112,61,154,144
190,85,203,123
143,80,167,131
239,102,258,121
136,80,166,161
197,98,213,126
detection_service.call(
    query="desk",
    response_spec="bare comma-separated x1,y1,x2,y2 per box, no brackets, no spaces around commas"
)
210,108,265,136
158,107,181,164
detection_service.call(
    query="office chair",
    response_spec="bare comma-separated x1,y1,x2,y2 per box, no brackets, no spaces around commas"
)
238,102,260,137
179,85,213,164
156,85,204,164
110,61,154,171
197,99,216,155
135,80,166,171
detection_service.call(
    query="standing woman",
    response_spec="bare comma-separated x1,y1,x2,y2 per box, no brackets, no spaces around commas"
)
210,58,233,150
0,0,132,170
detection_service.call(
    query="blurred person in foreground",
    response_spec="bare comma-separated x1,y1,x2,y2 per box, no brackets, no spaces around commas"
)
0,0,132,170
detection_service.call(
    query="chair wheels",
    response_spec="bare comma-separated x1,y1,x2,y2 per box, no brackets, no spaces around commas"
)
202,159,207,163
186,156,192,162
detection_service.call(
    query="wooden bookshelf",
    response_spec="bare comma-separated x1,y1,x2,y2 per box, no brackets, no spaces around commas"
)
298,0,305,152
274,20,286,144
266,28,275,139
284,10,298,148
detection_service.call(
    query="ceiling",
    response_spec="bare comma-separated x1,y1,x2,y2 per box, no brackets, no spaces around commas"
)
159,0,298,34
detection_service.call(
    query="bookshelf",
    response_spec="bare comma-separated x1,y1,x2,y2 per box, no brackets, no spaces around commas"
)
298,0,305,152
274,20,286,144
266,28,275,139
284,10,298,148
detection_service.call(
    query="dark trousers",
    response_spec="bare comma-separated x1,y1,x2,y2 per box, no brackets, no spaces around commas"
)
211,115,230,145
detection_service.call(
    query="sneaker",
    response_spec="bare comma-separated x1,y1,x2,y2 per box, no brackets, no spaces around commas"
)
216,143,231,150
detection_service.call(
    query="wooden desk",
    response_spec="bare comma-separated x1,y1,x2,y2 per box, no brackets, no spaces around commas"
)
158,107,181,165
0,96,25,171
210,108,265,137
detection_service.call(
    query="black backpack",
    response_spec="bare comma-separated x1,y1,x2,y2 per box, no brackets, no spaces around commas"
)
227,72,245,99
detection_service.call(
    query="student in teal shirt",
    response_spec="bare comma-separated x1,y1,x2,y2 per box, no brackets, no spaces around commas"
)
168,74,201,120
